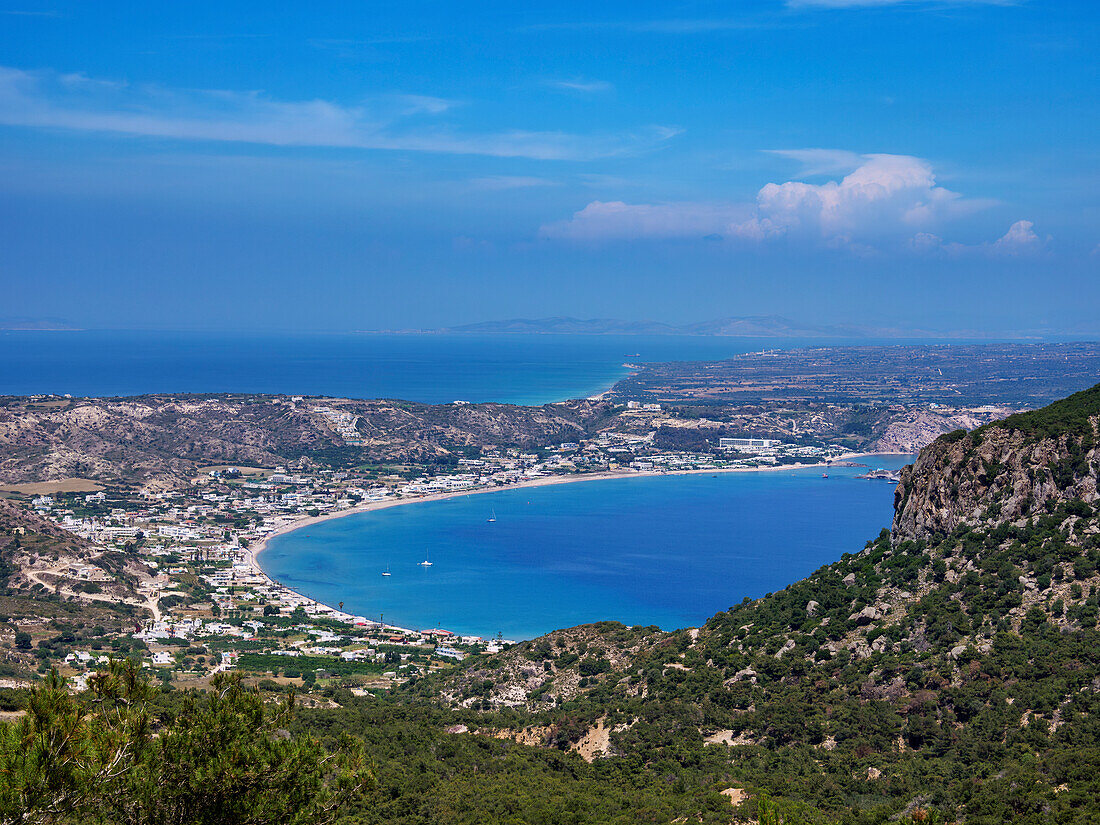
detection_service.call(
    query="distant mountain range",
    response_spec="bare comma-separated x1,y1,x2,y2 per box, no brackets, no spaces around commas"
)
426,315,1057,340
0,317,79,331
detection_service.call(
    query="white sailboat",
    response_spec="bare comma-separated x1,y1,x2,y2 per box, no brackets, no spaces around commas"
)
487,507,496,523
419,551,433,566
382,565,391,576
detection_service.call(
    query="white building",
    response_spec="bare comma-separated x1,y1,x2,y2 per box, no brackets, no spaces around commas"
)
718,437,782,452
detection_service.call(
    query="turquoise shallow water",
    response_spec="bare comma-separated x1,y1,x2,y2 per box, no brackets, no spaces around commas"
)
259,456,913,639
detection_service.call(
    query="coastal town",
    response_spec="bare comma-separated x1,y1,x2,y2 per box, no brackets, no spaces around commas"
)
3,400,859,695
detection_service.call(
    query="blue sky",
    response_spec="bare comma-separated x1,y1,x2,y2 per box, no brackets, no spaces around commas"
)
0,0,1096,333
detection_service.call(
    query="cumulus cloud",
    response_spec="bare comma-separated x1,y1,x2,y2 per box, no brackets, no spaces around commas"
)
912,219,1046,257
0,66,676,161
542,152,987,247
731,154,979,243
991,219,1042,254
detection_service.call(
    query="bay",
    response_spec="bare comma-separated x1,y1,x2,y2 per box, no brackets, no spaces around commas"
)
258,456,912,640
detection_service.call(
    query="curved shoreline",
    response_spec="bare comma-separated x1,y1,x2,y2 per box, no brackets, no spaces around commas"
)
247,453,905,634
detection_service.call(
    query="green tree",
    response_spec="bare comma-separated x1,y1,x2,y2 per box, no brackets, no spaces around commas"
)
0,662,373,825
0,663,151,825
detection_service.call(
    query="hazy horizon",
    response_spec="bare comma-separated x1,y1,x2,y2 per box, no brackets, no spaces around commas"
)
3,315,1100,340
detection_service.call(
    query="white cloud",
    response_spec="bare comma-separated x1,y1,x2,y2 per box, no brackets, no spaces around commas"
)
0,66,676,161
910,219,1046,257
991,219,1042,254
730,153,978,243
545,79,614,94
908,231,946,252
543,152,987,247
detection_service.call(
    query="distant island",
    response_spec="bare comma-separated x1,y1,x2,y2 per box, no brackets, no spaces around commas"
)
389,314,1088,340
0,317,79,331
609,342,1100,407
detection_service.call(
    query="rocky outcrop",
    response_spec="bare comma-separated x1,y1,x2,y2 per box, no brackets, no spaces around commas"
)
893,387,1100,541
867,407,1016,454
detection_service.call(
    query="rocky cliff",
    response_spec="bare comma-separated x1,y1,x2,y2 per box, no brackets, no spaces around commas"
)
893,383,1100,541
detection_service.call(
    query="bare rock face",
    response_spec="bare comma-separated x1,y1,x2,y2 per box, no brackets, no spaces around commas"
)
868,407,1016,454
892,389,1100,542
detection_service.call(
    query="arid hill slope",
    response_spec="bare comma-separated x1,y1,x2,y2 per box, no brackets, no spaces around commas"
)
0,395,613,488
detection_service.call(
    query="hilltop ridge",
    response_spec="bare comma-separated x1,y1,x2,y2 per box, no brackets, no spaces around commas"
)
0,395,613,489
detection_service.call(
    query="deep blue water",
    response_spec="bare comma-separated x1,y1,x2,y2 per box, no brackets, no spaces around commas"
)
0,330,963,404
259,457,912,639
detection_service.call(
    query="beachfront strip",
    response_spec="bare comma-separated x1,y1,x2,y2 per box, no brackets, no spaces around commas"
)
23,423,849,692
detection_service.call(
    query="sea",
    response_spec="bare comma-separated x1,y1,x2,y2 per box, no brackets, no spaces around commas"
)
1,329,929,404
258,457,912,640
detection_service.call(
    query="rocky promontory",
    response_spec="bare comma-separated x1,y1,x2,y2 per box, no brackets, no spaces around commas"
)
893,383,1100,541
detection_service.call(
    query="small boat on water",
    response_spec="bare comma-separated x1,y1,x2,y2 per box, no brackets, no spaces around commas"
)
487,507,496,523
419,552,433,567
822,472,829,478
382,566,391,576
